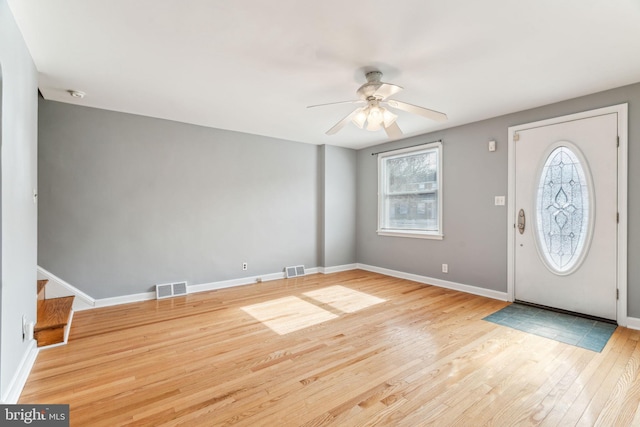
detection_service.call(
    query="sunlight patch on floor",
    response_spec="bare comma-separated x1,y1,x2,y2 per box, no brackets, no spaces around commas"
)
241,286,387,335
241,296,338,335
303,285,387,313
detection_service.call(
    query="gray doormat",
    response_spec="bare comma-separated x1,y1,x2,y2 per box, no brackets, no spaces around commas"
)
483,303,617,352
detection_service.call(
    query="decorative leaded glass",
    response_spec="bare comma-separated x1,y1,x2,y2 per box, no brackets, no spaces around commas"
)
535,146,591,273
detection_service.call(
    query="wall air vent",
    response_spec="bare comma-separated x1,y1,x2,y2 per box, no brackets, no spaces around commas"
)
285,265,306,278
155,281,188,299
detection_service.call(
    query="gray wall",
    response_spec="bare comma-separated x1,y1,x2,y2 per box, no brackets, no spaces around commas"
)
357,82,640,316
358,121,506,291
321,145,357,267
38,100,329,299
0,0,39,400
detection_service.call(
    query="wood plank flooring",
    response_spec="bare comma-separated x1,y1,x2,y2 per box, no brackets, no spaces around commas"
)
19,270,640,426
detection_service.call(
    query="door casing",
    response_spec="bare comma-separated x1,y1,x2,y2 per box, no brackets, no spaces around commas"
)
507,104,628,326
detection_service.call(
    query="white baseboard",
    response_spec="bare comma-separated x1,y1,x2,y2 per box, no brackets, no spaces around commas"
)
357,263,509,301
37,266,95,311
1,340,39,404
94,292,156,308
625,317,640,330
189,267,322,294
94,268,324,307
189,272,285,294
318,264,358,274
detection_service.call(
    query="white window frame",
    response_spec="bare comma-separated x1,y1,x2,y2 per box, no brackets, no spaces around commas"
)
377,142,443,240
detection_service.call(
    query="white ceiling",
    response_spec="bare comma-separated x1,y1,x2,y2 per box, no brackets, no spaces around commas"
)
8,0,640,149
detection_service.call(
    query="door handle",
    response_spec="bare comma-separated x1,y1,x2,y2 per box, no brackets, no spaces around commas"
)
518,209,526,234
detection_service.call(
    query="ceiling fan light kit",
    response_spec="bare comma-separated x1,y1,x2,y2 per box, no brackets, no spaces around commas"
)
309,69,448,139
382,108,398,127
352,109,367,128
354,101,399,132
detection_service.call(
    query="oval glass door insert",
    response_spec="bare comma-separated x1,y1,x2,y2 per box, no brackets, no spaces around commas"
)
535,145,592,274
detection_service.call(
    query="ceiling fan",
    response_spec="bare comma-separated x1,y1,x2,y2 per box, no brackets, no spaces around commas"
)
308,70,448,139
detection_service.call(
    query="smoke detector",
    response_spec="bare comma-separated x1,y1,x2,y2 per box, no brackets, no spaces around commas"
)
68,90,86,98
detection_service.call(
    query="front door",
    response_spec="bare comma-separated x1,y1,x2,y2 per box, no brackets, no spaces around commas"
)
513,112,619,320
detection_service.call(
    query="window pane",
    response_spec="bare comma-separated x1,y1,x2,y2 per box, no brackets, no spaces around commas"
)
384,193,438,230
385,151,438,195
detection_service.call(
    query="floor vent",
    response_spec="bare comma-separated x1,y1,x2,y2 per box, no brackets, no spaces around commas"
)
285,265,306,278
156,281,188,299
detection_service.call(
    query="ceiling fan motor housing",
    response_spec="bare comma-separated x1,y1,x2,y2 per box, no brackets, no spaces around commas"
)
365,71,383,82
358,71,386,99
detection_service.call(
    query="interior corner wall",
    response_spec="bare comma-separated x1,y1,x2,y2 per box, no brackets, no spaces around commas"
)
317,146,326,268
38,100,319,299
320,145,357,268
0,67,3,308
0,0,39,400
357,82,640,317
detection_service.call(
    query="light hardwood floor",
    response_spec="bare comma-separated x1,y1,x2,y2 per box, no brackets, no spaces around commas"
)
19,270,640,426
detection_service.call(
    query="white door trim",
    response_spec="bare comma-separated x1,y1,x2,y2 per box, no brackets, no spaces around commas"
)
507,104,628,326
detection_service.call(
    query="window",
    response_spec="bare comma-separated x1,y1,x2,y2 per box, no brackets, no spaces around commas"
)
377,142,443,239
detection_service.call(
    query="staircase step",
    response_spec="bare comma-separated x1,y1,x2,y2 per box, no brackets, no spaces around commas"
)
35,296,74,347
37,279,48,299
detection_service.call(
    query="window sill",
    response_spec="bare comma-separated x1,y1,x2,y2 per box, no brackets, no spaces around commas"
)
377,230,444,240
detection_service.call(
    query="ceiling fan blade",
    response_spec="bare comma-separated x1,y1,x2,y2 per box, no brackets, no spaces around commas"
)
384,121,403,140
326,108,360,135
372,83,403,100
307,100,365,109
386,100,448,122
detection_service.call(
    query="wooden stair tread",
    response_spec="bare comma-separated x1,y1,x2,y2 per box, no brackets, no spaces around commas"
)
35,296,74,331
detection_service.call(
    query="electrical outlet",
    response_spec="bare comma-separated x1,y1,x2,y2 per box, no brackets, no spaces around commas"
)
442,264,448,273
242,262,248,271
